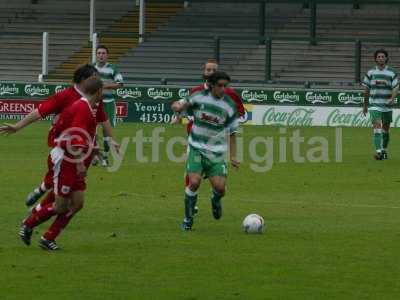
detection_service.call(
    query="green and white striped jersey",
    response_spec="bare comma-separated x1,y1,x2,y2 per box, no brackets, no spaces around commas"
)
362,66,399,112
185,90,239,157
94,62,123,103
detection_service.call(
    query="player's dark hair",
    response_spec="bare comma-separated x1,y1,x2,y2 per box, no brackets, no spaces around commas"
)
208,71,231,87
374,49,389,63
96,45,109,53
83,77,103,95
73,64,98,84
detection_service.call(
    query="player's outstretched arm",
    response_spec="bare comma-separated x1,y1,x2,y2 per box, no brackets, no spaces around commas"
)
171,100,189,113
103,82,123,90
171,99,191,124
0,109,41,135
388,86,399,106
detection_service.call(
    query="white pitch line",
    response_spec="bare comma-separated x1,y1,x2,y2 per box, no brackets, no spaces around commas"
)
241,199,400,210
111,193,400,210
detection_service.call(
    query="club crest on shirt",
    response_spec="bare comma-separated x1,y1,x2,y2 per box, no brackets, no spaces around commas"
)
61,185,71,194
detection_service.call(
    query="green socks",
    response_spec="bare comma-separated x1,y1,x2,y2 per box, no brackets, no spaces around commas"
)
103,137,110,156
374,129,383,152
211,190,223,206
382,131,390,150
184,187,198,219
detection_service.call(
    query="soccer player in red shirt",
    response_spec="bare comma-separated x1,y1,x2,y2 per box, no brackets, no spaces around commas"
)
190,59,245,118
172,59,245,132
0,65,117,208
19,77,104,250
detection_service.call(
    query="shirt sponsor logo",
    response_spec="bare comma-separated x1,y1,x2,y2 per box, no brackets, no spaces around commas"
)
372,80,389,87
201,112,221,125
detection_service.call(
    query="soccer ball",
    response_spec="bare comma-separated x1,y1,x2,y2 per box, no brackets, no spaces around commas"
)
242,214,265,234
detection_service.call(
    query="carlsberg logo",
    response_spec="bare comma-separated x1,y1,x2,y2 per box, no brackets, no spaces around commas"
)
338,93,363,105
241,90,268,102
147,88,173,100
305,92,332,104
24,85,50,97
55,86,66,93
117,88,142,99
0,84,19,96
178,89,189,99
263,107,314,126
273,91,299,103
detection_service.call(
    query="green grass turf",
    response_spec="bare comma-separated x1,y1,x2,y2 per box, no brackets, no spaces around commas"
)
0,123,399,300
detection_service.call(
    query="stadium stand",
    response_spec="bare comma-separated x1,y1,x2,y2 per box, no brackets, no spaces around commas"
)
234,4,400,86
118,3,305,84
48,2,183,81
1,1,399,87
0,0,142,82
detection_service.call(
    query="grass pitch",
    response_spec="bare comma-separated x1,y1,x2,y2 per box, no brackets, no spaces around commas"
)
0,123,399,300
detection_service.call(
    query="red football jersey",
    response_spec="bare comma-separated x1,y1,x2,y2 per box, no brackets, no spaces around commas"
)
190,83,245,117
38,85,108,147
53,98,98,155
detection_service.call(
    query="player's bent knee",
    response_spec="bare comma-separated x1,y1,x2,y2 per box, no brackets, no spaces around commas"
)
189,182,200,191
214,186,226,197
69,190,85,213
54,195,69,214
188,175,201,191
218,189,226,197
54,203,69,214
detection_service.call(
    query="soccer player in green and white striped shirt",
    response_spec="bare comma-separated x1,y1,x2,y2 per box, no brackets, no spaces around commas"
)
171,71,240,231
362,49,399,160
95,45,124,166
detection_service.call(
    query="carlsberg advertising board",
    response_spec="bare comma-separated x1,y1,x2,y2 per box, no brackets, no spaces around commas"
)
0,81,390,108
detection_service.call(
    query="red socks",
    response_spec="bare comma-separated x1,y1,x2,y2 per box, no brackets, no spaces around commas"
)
31,192,55,214
24,202,55,228
25,191,77,241
43,212,74,241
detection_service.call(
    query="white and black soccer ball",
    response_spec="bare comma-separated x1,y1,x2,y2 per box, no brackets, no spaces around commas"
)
242,214,265,234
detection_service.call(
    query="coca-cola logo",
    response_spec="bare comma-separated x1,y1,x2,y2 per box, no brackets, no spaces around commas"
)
263,107,314,126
